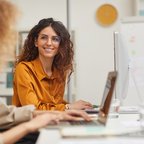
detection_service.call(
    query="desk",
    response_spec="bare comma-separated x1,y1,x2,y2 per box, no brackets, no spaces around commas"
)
36,113,144,144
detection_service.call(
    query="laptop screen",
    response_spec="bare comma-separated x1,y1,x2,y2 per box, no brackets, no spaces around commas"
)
98,71,117,125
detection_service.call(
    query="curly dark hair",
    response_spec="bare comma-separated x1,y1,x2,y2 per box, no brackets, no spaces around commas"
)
16,18,74,80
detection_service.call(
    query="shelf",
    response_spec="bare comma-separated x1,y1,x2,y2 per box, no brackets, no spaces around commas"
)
0,88,13,96
135,0,144,16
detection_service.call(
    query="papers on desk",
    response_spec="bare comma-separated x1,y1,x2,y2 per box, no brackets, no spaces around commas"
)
60,127,113,138
59,138,144,144
121,120,140,127
119,106,139,114
60,126,141,138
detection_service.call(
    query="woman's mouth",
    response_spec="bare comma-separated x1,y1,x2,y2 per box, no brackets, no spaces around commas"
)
44,48,53,52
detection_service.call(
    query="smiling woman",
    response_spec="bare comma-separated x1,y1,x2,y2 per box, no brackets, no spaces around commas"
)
0,6,91,143
12,17,93,111
35,26,61,65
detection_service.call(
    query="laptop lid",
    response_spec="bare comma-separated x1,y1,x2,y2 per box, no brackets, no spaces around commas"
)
97,71,117,125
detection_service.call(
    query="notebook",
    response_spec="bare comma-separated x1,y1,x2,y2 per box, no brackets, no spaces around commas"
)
46,71,117,131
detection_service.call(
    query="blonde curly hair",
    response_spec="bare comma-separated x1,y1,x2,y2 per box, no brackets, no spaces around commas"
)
0,0,18,67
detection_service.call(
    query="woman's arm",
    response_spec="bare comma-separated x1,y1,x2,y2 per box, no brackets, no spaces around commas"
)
0,110,91,144
0,113,59,144
0,103,35,129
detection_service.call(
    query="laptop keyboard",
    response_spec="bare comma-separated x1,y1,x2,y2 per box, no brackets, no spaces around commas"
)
69,120,100,126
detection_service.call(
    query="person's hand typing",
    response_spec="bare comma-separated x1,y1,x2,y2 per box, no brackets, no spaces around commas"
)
67,100,93,110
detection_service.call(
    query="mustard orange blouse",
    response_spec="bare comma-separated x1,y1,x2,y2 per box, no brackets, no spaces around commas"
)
12,58,67,111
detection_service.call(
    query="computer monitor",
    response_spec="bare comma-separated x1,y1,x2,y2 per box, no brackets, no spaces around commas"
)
114,31,129,105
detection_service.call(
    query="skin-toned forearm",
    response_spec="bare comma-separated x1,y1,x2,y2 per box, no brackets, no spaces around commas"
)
0,112,60,144
32,110,62,117
0,123,31,144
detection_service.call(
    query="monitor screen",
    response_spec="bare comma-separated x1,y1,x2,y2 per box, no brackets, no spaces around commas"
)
114,31,129,104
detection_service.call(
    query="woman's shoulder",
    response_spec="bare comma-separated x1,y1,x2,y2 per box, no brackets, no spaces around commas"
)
16,61,32,68
15,61,34,72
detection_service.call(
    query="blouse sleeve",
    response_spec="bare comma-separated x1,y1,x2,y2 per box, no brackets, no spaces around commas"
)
0,103,35,129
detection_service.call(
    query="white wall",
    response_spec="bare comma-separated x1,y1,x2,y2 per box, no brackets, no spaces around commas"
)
69,0,134,105
10,0,134,105
11,0,67,30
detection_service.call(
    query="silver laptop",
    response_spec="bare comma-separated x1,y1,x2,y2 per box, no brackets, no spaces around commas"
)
46,71,117,130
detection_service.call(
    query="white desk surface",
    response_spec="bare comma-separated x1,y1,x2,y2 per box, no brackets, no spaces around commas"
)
36,113,144,144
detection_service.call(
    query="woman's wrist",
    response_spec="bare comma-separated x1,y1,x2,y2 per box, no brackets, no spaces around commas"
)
65,104,70,110
22,122,34,133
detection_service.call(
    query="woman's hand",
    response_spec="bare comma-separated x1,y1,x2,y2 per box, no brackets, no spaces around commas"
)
68,100,93,110
24,113,60,132
26,109,92,132
57,110,92,121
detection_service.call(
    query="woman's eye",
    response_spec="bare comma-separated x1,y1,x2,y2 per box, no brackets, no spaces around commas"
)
41,36,48,40
52,36,61,42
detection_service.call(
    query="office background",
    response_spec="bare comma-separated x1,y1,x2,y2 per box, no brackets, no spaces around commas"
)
1,0,141,105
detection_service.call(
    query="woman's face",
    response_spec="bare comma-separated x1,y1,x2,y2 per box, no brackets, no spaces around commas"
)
35,26,61,60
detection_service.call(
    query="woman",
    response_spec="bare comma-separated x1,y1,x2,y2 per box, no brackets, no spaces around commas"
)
12,18,93,110
0,1,91,143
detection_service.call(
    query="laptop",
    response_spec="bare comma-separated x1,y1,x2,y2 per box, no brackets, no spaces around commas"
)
46,71,117,132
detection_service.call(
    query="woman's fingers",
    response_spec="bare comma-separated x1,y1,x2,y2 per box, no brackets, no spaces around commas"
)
64,110,91,121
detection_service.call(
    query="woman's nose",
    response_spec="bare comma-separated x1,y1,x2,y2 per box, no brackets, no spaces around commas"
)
46,38,52,45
